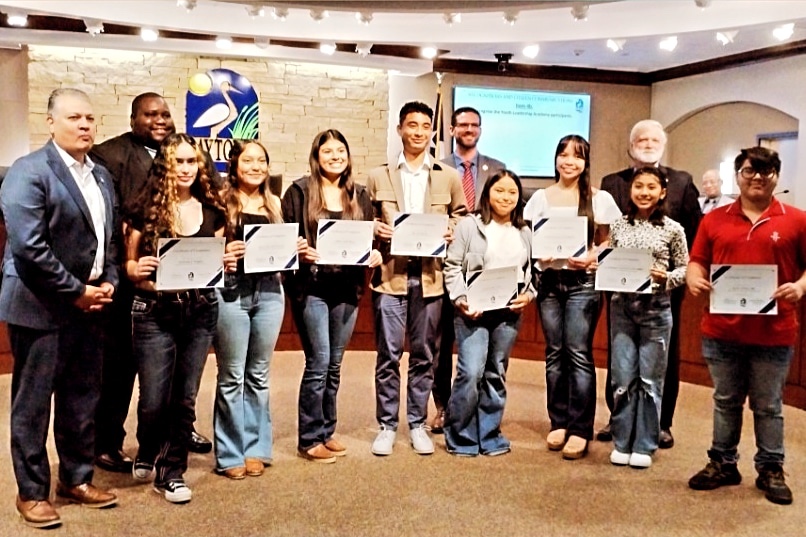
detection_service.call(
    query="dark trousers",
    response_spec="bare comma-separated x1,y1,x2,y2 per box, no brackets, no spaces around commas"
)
431,295,456,410
95,281,136,455
9,314,104,500
604,286,683,430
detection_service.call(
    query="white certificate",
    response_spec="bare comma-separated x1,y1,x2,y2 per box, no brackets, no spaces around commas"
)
316,219,374,265
532,216,588,259
390,213,449,257
466,265,519,313
156,237,226,290
595,247,653,293
243,223,299,273
710,264,778,315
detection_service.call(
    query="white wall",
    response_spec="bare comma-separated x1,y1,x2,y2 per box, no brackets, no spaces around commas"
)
0,48,29,166
652,55,806,208
387,73,438,163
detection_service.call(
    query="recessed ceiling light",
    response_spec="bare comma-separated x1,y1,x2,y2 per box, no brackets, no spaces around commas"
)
694,0,712,8
659,36,678,51
5,10,27,27
84,18,104,37
176,0,197,11
502,10,518,26
320,42,337,55
773,23,794,41
443,13,461,26
310,9,328,22
421,46,438,59
571,3,589,22
271,7,289,21
141,27,159,42
254,36,270,49
356,12,373,25
246,5,265,18
606,39,625,52
522,45,540,59
716,31,737,46
355,43,373,57
215,35,233,49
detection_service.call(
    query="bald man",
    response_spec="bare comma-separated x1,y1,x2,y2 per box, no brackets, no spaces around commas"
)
699,169,733,214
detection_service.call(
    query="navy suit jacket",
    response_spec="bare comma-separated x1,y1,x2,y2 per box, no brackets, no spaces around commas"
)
441,153,506,206
0,140,119,329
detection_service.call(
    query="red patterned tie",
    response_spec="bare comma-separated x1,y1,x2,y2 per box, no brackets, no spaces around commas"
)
462,161,475,211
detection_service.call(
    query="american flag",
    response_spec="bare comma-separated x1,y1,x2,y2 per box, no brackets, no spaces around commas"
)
430,77,445,160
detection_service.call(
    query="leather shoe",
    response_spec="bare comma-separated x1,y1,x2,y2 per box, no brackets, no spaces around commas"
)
245,458,265,476
189,430,212,454
324,438,347,457
298,444,336,464
56,482,117,508
658,429,674,449
430,409,446,434
16,496,61,528
596,423,613,442
95,450,134,473
222,467,246,480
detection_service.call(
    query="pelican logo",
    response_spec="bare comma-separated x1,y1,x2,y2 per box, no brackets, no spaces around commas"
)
186,68,259,172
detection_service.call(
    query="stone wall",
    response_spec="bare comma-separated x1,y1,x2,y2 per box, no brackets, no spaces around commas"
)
27,46,389,185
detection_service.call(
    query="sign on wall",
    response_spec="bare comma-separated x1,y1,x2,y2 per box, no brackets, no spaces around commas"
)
186,68,259,171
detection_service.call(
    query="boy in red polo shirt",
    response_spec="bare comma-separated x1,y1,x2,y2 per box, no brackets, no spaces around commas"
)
686,147,806,505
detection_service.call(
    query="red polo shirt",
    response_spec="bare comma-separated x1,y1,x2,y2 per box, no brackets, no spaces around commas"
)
689,198,806,346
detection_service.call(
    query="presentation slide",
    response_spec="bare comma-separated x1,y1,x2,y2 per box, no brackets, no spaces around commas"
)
452,86,591,177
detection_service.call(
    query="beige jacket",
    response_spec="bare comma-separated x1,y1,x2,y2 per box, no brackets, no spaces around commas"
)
366,159,467,297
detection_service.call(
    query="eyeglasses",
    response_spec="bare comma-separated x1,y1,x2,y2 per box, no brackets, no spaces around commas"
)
739,167,776,180
454,122,480,130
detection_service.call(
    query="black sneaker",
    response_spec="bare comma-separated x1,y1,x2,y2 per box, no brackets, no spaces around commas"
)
132,458,154,482
153,479,192,504
689,460,742,490
755,464,793,505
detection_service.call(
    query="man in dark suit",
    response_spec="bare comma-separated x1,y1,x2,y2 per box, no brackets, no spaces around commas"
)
0,88,119,528
430,106,506,432
599,119,702,449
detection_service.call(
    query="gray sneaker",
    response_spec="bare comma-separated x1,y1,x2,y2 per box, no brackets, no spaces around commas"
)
410,425,434,455
371,426,396,456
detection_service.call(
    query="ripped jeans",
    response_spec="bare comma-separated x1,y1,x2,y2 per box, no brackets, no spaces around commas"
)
609,292,672,455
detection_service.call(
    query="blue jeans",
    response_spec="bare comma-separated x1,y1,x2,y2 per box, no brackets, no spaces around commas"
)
610,292,672,455
538,270,599,439
373,275,443,429
445,309,522,455
213,275,284,470
132,290,218,484
291,293,359,451
702,337,793,468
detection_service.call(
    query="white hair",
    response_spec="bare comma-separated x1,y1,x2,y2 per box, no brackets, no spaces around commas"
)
629,119,667,145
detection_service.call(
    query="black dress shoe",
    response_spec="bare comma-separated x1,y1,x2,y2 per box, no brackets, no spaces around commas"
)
189,430,212,454
595,423,612,442
95,450,134,473
658,429,674,449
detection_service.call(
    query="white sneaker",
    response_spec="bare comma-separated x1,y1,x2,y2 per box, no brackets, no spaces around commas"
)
610,449,631,466
154,479,192,504
629,452,652,469
371,426,396,456
410,425,434,455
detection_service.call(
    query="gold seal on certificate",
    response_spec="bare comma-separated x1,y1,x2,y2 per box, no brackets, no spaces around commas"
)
315,219,374,265
243,223,299,273
532,216,588,259
465,265,519,313
710,264,778,315
390,213,449,257
156,237,226,290
594,247,653,293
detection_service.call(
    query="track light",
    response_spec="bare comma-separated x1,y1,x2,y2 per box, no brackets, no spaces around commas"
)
694,0,712,8
177,0,197,11
4,10,27,27
356,12,373,25
716,31,737,46
606,39,625,52
659,36,678,51
254,36,270,49
421,46,438,60
83,18,104,36
310,9,328,22
773,23,794,41
443,13,461,26
320,42,337,55
502,10,518,26
522,45,540,59
215,35,232,49
571,3,589,22
141,27,159,42
246,5,265,18
271,7,289,21
355,43,373,57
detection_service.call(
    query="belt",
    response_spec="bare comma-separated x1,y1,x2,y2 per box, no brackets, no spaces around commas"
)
135,288,207,303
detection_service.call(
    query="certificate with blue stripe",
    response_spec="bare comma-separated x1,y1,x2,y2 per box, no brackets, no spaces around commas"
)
710,264,778,315
243,223,299,273
390,213,449,257
594,247,653,293
466,265,519,313
316,219,374,265
531,216,587,259
156,237,226,290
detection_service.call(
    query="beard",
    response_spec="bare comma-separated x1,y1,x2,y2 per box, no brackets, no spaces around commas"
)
630,147,663,166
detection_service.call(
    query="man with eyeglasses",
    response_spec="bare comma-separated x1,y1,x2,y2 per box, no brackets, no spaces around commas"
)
687,146,806,505
429,106,506,433
699,169,733,214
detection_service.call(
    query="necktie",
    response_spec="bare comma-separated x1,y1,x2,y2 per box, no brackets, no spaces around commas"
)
703,198,715,214
462,161,475,211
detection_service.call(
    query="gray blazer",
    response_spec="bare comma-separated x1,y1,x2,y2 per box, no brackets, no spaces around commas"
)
0,140,119,329
441,153,507,206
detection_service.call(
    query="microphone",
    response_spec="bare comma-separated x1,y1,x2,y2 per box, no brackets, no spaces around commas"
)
774,189,790,195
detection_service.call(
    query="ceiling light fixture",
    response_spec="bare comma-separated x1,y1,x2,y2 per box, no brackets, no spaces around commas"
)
716,30,737,46
522,44,540,59
320,42,337,55
694,0,712,8
140,27,159,42
421,46,438,59
254,36,270,49
215,35,233,49
356,12,373,25
502,10,518,26
355,43,373,57
606,38,625,52
84,18,104,37
246,5,265,18
4,10,28,27
659,36,678,51
271,7,289,21
443,13,461,26
310,9,328,22
571,3,589,22
773,23,794,41
176,0,197,11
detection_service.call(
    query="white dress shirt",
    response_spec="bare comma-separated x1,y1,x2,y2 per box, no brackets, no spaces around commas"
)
397,152,431,214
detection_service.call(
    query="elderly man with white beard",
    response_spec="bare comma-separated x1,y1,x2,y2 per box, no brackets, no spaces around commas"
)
597,119,702,450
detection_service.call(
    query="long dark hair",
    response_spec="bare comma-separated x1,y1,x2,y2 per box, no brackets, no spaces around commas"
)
554,134,595,245
626,166,667,226
477,170,526,229
127,133,224,256
305,129,362,242
222,139,282,241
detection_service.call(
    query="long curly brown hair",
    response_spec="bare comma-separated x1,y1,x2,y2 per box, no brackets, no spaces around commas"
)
221,139,283,241
128,133,224,256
